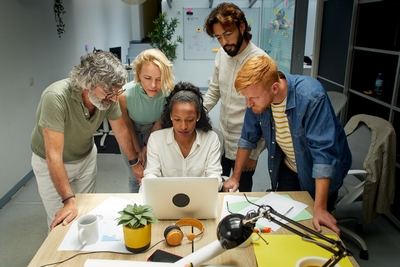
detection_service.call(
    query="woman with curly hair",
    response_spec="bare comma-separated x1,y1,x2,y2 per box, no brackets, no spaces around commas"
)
143,82,223,190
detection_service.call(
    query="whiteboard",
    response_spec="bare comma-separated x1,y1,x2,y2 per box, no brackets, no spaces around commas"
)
183,7,260,60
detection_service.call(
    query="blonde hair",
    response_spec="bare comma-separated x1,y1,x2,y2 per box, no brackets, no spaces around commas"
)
133,48,174,95
235,56,279,93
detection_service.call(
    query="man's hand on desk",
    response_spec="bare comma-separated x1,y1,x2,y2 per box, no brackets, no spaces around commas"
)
50,198,78,231
222,177,239,192
312,208,340,236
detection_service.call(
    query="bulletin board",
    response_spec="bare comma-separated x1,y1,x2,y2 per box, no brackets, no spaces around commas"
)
183,7,260,60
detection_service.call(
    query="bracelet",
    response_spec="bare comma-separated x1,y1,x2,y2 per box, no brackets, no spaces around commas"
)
62,194,75,203
129,158,140,167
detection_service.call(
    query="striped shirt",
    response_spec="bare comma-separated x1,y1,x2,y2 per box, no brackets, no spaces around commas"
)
271,98,297,173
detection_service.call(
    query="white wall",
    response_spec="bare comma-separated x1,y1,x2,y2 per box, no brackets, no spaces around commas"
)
0,0,141,205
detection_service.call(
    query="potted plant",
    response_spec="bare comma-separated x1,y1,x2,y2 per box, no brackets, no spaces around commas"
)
148,12,183,62
116,203,159,253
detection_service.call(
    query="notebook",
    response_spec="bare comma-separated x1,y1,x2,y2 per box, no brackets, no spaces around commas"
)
142,177,219,220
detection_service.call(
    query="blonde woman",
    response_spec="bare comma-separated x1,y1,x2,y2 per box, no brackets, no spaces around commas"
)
119,49,175,192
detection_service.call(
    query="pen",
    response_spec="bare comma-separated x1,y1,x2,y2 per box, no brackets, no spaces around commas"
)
283,206,294,217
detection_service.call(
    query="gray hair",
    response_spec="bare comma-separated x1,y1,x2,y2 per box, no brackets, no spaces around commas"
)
169,90,203,114
69,51,127,92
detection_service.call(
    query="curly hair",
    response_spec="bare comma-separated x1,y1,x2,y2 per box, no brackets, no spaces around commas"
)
204,2,252,41
133,48,175,95
161,82,212,132
69,51,127,92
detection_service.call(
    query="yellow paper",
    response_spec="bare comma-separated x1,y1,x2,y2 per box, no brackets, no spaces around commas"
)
253,235,354,267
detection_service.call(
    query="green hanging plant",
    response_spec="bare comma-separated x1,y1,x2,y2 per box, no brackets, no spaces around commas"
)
148,13,183,62
54,0,66,38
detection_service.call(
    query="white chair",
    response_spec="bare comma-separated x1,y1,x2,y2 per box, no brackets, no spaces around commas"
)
327,91,348,116
93,118,114,150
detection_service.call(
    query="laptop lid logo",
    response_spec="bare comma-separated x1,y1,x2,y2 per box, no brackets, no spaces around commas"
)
172,193,190,208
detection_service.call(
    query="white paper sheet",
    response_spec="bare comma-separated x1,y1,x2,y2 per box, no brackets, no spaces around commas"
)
58,196,141,252
84,259,172,267
84,259,236,267
219,193,307,232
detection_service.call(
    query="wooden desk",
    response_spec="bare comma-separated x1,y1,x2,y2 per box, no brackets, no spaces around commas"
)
28,192,359,267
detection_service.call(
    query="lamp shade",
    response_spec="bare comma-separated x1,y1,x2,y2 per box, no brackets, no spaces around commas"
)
121,0,146,5
217,213,254,249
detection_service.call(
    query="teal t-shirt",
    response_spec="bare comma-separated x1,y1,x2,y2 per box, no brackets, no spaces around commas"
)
30,79,122,162
124,82,167,125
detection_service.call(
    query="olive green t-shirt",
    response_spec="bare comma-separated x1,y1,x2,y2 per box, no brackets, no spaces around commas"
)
30,79,122,162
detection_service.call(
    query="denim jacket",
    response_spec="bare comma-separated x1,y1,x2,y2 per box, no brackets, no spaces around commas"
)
238,73,352,198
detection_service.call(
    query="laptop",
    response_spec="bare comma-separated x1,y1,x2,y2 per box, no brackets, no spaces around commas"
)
142,177,219,220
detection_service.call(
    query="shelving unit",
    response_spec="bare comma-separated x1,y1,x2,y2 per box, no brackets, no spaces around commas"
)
345,0,400,221
317,0,400,222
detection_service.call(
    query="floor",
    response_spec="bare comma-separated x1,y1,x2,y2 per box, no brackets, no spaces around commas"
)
1,153,400,267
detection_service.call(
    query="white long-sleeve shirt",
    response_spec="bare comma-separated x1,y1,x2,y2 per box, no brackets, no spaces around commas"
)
144,128,223,190
204,42,267,160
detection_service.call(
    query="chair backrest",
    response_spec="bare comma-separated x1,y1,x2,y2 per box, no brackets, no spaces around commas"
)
327,91,348,116
346,122,372,170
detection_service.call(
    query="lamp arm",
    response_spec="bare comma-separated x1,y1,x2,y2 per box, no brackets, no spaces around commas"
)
242,205,351,267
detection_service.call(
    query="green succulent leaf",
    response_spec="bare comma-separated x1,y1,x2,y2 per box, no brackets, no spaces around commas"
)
115,203,159,228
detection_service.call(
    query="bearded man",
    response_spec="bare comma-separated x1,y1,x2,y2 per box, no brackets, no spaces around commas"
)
203,2,268,192
30,51,143,231
227,55,352,235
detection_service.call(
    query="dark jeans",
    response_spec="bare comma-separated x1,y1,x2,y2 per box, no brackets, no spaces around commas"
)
276,163,338,212
221,154,254,192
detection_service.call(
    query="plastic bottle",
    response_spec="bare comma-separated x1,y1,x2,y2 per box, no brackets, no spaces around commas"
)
374,72,383,95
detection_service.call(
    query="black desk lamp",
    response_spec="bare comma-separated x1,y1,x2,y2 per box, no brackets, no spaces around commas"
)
172,195,352,267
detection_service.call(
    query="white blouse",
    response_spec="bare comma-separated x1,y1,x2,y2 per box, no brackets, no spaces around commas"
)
144,128,223,190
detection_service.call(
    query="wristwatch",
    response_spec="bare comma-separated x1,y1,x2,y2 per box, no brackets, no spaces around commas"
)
129,158,140,166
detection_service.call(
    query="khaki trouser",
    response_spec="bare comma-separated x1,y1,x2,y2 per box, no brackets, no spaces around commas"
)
32,145,97,230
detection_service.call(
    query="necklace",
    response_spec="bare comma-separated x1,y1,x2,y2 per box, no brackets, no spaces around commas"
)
176,133,196,153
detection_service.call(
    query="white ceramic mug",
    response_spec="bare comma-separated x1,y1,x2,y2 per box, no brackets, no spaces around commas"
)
238,233,261,248
295,256,341,267
77,214,99,246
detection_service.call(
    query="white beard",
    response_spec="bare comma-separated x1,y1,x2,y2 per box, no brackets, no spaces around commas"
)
88,90,110,111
